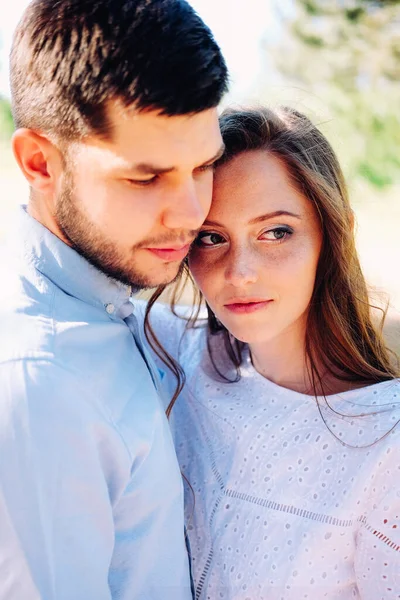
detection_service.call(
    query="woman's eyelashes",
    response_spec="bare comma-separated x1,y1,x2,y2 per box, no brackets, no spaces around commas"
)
195,231,226,247
259,225,294,242
195,225,294,248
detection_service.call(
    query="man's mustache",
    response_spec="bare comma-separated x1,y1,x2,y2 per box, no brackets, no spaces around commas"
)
136,230,199,248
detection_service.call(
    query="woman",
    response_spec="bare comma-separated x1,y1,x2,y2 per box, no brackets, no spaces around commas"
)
141,107,400,599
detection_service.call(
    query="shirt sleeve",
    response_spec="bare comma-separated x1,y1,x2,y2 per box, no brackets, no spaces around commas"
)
354,439,400,599
0,358,131,600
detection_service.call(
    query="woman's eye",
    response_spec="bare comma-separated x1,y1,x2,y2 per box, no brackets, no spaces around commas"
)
195,232,225,247
260,226,293,241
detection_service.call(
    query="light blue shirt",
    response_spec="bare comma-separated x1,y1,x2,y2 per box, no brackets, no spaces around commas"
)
0,207,192,600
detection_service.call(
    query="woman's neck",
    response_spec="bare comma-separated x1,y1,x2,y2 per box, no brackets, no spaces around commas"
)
248,323,363,396
249,323,312,394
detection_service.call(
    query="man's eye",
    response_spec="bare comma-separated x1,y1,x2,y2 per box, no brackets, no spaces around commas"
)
126,176,157,187
195,232,225,247
260,226,293,241
196,163,215,174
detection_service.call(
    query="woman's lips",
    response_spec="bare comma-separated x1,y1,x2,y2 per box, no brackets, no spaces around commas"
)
224,300,273,314
146,244,191,262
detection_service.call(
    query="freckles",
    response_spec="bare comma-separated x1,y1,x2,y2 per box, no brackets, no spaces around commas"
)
261,244,297,267
189,253,223,297
188,253,208,281
289,231,320,260
262,239,319,281
190,247,223,270
285,243,309,263
284,243,320,285
202,263,217,277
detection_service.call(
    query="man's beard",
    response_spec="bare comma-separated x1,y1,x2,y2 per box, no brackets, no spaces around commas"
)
55,167,186,290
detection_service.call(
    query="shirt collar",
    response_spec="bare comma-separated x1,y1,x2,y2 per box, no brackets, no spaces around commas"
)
14,206,134,317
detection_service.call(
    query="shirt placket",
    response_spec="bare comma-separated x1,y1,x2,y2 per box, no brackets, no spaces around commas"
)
123,311,164,395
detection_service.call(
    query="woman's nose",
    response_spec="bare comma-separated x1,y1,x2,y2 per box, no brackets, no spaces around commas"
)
224,249,258,287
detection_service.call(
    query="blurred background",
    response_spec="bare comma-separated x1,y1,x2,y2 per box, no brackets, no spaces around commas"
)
0,0,399,350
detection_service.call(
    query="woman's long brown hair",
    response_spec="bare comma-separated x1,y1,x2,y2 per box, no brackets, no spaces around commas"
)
146,106,399,442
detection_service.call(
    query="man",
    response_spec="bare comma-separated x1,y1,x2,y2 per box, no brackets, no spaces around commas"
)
0,1,228,598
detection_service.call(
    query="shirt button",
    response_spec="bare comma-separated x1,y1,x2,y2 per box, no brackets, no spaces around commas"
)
105,303,115,315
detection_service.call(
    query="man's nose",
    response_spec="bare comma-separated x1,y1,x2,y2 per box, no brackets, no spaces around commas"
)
161,180,210,231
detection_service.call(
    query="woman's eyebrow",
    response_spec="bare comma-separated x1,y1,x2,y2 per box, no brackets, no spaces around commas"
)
203,210,301,228
249,210,301,224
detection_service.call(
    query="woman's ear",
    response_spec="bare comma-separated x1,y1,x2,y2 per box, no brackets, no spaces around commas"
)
12,129,63,195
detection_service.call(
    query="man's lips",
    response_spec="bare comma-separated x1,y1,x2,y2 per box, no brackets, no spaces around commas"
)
145,243,192,262
224,298,273,314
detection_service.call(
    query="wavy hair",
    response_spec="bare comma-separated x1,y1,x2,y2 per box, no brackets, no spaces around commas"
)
146,106,399,441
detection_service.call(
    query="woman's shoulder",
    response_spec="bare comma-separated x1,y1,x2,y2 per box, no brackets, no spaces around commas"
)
325,378,400,449
332,378,400,412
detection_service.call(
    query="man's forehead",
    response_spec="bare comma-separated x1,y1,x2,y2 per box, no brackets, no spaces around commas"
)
90,102,223,169
107,100,220,138
76,128,223,174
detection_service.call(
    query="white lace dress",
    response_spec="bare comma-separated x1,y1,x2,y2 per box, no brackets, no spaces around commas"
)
140,302,400,600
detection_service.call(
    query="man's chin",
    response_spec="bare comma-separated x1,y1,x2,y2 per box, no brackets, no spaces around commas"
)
133,262,183,290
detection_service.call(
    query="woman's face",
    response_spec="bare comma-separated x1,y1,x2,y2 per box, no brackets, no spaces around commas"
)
189,150,323,346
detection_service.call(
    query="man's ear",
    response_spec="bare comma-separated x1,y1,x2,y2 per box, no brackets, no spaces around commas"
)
12,129,63,195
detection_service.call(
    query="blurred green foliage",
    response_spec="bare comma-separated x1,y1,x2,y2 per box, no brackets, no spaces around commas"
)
0,97,14,141
1,1,399,189
273,0,400,188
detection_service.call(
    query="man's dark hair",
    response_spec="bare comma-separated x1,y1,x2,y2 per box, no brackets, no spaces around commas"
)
10,0,228,140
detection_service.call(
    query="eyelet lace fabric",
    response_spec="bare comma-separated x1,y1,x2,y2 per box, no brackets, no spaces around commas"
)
144,303,400,599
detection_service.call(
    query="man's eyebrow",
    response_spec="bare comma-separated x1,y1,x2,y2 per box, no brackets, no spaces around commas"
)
130,163,175,176
203,210,301,228
129,144,226,176
199,143,226,167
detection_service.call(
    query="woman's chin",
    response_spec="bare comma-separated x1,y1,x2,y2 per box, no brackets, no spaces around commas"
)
221,322,274,346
